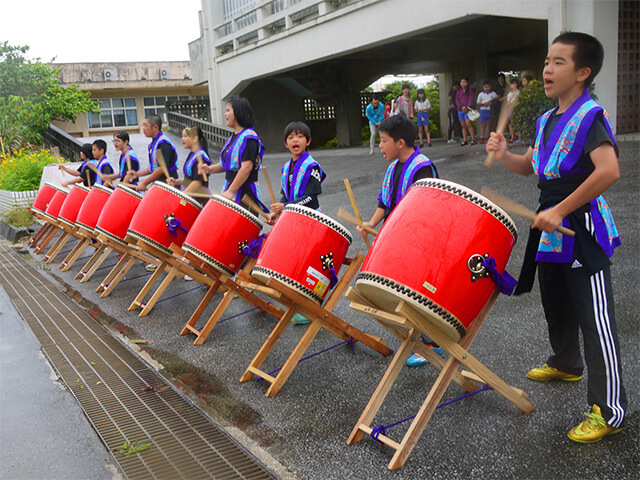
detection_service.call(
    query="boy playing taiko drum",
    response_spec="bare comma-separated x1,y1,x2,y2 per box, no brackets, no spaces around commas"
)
357,113,440,366
486,32,626,443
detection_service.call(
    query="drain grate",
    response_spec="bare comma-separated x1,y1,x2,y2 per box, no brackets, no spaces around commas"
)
0,244,277,480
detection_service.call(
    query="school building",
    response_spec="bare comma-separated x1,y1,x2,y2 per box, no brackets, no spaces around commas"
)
51,61,209,138
188,0,638,149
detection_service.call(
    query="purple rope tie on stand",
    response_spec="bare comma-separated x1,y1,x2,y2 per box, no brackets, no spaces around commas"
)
370,384,492,444
242,233,267,259
481,256,517,295
164,214,188,238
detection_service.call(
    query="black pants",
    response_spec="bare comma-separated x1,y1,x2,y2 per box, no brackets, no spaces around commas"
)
447,108,461,140
538,261,626,427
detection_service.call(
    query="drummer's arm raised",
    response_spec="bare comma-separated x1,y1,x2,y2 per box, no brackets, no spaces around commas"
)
486,132,534,176
223,160,252,197
200,162,224,175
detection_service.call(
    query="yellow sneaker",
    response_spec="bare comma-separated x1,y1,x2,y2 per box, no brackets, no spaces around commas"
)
568,405,623,443
526,364,582,382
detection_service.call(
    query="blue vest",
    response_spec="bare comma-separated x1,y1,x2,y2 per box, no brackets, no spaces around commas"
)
531,88,620,263
280,151,325,203
148,132,178,173
378,147,437,208
94,156,111,186
184,148,211,179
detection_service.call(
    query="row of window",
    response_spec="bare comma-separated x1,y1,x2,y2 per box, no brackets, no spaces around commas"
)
88,95,191,128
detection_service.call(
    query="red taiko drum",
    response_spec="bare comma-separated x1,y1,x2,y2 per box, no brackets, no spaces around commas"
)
42,188,69,222
252,205,352,304
182,194,262,276
127,183,202,255
58,185,90,228
356,178,518,342
32,183,61,216
75,185,112,233
95,185,143,246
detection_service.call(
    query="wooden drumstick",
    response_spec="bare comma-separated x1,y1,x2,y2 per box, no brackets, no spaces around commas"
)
481,186,575,237
261,166,277,205
186,192,213,199
484,96,511,168
186,127,207,182
155,148,171,180
343,178,371,248
86,162,113,188
241,194,269,219
85,168,92,186
337,208,378,236
52,146,62,164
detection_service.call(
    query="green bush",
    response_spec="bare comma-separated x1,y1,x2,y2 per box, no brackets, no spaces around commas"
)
2,205,34,227
0,148,58,191
511,80,557,142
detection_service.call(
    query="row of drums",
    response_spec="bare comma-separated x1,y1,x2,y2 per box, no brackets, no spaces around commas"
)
32,178,518,342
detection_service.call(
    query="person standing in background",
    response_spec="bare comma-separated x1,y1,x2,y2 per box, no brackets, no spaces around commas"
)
366,95,385,155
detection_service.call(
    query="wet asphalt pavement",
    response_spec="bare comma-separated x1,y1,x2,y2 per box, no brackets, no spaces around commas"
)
8,135,640,479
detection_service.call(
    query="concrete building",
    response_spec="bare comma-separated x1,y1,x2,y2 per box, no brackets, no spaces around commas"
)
52,61,209,137
189,0,637,150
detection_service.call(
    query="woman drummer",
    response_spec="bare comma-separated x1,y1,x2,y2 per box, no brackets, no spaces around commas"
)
198,97,268,212
103,131,140,186
167,126,212,204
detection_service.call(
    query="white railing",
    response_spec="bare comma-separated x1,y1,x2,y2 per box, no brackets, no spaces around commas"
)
213,0,374,54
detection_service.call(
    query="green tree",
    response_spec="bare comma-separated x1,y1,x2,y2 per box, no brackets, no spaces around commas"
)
0,42,98,153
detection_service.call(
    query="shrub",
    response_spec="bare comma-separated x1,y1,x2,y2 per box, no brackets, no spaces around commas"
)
2,205,34,227
0,148,59,191
511,80,557,142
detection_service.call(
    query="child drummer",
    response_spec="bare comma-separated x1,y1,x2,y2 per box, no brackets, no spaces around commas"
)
266,121,326,324
486,32,626,443
356,113,440,365
265,122,325,224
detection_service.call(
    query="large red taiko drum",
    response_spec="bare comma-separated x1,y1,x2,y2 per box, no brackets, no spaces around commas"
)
356,178,517,342
32,183,61,216
75,185,113,233
252,205,352,304
94,185,143,246
127,183,202,255
42,188,69,222
182,194,262,276
58,185,90,228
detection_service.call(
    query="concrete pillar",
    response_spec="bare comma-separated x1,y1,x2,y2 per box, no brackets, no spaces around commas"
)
439,72,453,140
335,69,362,147
547,0,618,131
242,79,305,152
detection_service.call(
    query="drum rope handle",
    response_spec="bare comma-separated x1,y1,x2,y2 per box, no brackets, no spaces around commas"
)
328,267,339,289
256,337,355,382
242,233,268,259
481,256,517,296
164,214,189,238
370,384,492,444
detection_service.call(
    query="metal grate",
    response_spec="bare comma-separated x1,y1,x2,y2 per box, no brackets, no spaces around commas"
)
0,244,277,480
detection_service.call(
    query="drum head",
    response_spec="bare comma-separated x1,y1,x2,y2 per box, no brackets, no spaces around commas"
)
356,273,465,342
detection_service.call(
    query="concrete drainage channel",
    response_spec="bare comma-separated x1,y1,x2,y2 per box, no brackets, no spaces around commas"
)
0,243,278,480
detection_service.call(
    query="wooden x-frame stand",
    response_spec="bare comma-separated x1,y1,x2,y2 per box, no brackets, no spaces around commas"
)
237,252,394,397
57,226,101,272
345,287,534,470
127,240,216,317
179,253,283,345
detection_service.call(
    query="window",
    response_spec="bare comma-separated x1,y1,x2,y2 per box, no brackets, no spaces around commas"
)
89,97,138,128
143,95,189,123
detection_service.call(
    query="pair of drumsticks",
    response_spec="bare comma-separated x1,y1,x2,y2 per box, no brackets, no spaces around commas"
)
482,98,575,237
